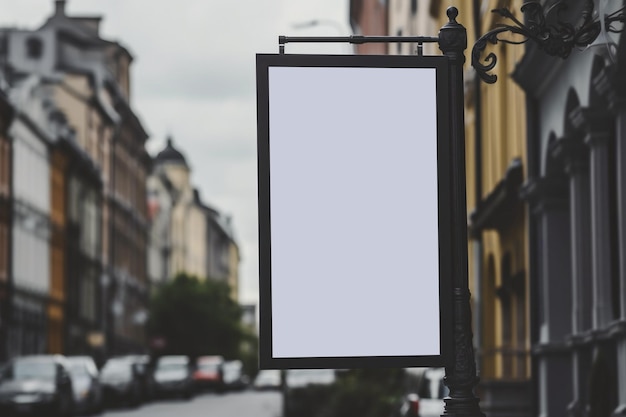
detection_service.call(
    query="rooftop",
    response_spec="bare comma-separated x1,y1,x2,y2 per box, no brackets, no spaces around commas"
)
155,136,188,166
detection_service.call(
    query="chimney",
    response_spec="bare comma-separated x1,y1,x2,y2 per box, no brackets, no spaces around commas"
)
55,0,66,16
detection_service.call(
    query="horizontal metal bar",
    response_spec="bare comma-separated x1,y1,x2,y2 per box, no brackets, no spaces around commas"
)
278,35,439,45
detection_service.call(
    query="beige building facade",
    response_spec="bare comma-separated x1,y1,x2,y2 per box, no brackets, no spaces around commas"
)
151,137,240,301
154,138,208,280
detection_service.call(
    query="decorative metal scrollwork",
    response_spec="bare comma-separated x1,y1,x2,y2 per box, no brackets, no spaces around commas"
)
604,2,626,34
471,0,625,84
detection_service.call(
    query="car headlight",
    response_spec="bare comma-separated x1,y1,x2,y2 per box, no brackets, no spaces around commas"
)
12,393,52,403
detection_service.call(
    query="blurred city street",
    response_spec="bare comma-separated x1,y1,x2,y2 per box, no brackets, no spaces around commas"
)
0,0,624,416
101,391,282,417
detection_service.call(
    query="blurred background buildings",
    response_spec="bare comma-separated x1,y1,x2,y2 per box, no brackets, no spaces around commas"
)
0,1,624,417
0,0,240,365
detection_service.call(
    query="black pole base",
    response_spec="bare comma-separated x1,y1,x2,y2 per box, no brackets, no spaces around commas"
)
442,380,485,417
442,403,485,417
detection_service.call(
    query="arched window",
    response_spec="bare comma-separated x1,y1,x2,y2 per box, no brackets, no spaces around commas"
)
589,55,620,321
482,255,497,378
498,253,513,377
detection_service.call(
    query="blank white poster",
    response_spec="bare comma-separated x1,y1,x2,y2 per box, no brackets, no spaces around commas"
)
268,66,440,358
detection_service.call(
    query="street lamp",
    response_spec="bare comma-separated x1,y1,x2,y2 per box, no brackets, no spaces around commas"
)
290,19,353,53
291,19,348,35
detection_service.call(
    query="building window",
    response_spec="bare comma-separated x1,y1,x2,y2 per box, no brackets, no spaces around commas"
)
0,223,7,282
411,0,417,14
499,253,514,378
609,128,620,320
396,29,403,54
0,37,8,56
429,0,441,18
97,126,105,168
482,256,497,378
79,271,97,322
514,272,527,378
26,37,43,59
0,139,8,195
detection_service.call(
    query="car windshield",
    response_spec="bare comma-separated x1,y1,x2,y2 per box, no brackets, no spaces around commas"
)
256,370,280,382
157,362,186,371
198,362,219,372
223,363,240,372
286,369,335,386
101,361,131,377
66,362,88,376
12,360,56,380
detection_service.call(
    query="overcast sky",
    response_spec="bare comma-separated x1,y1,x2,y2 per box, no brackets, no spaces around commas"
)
0,0,352,305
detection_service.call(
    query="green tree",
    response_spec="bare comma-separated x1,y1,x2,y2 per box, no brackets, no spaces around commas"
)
148,273,248,359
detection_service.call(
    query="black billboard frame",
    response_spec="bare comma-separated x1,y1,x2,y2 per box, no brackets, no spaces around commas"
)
256,53,453,370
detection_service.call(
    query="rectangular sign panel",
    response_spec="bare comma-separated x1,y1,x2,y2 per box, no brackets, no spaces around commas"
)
256,54,451,369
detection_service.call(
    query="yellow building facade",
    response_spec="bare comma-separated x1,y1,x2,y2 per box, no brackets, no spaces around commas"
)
471,0,529,380
464,1,530,413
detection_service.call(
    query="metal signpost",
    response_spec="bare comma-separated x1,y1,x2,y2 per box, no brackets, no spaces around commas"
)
256,7,484,417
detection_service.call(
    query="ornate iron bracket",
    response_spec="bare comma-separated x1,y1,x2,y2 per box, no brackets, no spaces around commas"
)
471,0,625,83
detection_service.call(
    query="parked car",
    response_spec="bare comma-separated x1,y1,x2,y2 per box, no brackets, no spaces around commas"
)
193,355,224,391
253,369,281,391
116,355,154,401
153,355,194,399
99,357,143,407
0,355,74,416
221,360,248,391
66,355,103,415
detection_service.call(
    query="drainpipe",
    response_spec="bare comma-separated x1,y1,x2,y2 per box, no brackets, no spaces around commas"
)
5,104,15,361
105,124,120,357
